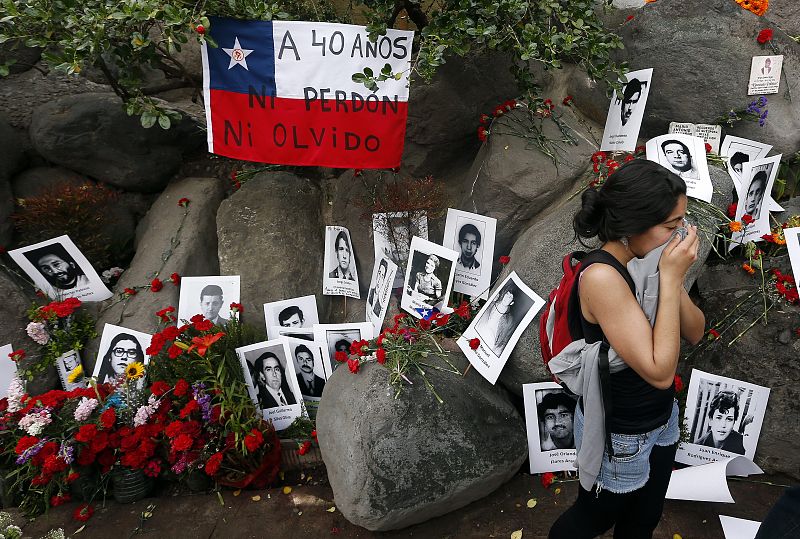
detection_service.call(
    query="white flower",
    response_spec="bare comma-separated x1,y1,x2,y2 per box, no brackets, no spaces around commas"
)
133,403,155,427
25,321,50,345
73,397,99,422
6,376,25,413
18,409,52,436
101,267,124,283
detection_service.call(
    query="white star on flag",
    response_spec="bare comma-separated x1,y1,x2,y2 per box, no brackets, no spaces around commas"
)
222,37,253,70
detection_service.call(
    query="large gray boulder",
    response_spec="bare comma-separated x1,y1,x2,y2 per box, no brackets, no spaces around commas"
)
10,166,87,199
771,0,800,36
692,255,799,479
459,104,601,262
0,117,26,246
570,0,800,157
402,52,518,177
29,93,204,192
316,349,527,531
88,177,224,367
497,165,735,395
217,171,329,330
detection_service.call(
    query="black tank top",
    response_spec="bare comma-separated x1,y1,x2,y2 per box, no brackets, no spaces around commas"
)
578,255,674,434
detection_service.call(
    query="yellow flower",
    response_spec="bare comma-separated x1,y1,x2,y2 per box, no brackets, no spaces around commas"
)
125,362,145,380
67,364,84,383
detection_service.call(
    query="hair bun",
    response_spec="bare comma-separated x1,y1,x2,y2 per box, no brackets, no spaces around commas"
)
573,187,603,240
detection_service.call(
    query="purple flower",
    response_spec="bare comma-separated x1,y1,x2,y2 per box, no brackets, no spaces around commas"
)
758,96,768,107
16,438,48,465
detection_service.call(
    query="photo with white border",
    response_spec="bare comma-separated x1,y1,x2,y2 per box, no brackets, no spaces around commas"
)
457,272,545,384
730,155,781,248
366,256,398,334
400,236,458,319
748,55,783,95
267,326,315,341
177,276,241,325
9,235,112,302
236,339,305,431
523,382,578,473
323,226,360,299
785,227,800,292
443,209,497,300
600,68,653,152
373,211,428,288
719,135,772,196
313,322,374,373
646,133,713,202
264,295,319,332
0,344,17,398
286,336,329,402
676,369,770,466
56,349,86,391
92,324,152,388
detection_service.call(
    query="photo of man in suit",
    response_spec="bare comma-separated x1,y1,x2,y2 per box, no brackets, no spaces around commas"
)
200,285,228,326
294,344,325,398
367,258,389,317
329,230,355,280
254,351,297,409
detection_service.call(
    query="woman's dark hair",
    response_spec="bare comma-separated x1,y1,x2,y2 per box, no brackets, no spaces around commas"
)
97,332,145,383
573,159,687,245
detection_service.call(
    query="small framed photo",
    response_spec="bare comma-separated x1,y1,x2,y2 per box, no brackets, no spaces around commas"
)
443,209,497,300
365,256,398,334
372,211,428,288
177,276,241,326
263,295,319,332
236,339,305,431
9,235,112,302
92,324,152,388
730,155,781,248
675,369,770,466
313,322,375,373
323,226,360,299
457,272,545,384
399,236,458,319
748,55,783,95
56,349,86,391
646,134,713,202
600,68,653,152
523,382,578,473
0,344,18,398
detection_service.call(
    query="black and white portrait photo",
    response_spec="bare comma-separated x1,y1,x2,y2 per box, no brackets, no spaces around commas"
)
286,337,329,401
676,369,770,466
177,276,240,326
0,344,17,398
313,322,375,373
400,236,458,319
785,226,800,292
748,55,783,95
10,235,112,302
366,256,398,334
56,349,86,391
443,209,497,300
236,339,304,431
322,226,360,299
730,155,781,247
92,324,151,388
458,272,545,384
719,135,773,197
264,295,319,334
523,382,578,474
373,211,429,288
600,68,653,152
646,133,713,202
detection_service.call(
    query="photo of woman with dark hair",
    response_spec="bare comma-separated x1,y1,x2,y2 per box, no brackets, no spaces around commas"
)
95,332,146,384
475,280,535,357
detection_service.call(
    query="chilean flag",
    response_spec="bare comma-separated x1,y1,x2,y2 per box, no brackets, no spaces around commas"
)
201,18,414,169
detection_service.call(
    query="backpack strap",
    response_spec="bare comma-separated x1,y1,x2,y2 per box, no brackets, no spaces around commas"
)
569,250,635,461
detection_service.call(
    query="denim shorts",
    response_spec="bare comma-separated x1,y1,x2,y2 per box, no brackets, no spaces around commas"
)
575,399,680,494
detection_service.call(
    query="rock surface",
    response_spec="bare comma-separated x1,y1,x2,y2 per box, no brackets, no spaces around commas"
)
217,171,329,330
29,93,204,192
0,41,42,75
496,165,735,395
460,105,601,261
317,350,527,531
571,0,800,157
10,166,88,199
0,116,27,245
87,177,224,368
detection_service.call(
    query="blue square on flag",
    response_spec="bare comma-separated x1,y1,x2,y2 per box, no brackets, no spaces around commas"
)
206,17,276,95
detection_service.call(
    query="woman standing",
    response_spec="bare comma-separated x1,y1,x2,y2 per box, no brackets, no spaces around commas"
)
548,159,705,538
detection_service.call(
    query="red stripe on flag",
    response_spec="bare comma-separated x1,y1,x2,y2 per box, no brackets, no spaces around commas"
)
209,90,408,169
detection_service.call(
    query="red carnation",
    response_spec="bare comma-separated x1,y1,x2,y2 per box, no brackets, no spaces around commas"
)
334,351,348,363
170,273,181,285
205,452,224,476
174,379,190,397
244,428,263,452
541,472,555,488
67,472,80,483
298,440,312,455
562,95,573,106
756,28,773,44
9,349,25,362
418,318,431,330
742,214,754,225
347,358,360,374
626,14,634,21
74,503,94,522
155,306,175,322
177,197,190,207
727,203,738,218
195,24,205,35
454,301,471,319
172,433,193,452
192,317,213,331
76,424,98,443
705,143,712,153
50,493,71,507
180,399,199,418
674,375,684,393
469,338,481,350
168,344,184,359
15,435,40,455
123,288,137,297
100,407,116,429
708,328,721,340
230,302,243,313
376,347,386,365
164,420,183,438
499,255,511,265
150,278,164,292
477,126,489,142
151,381,170,397
143,459,161,478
